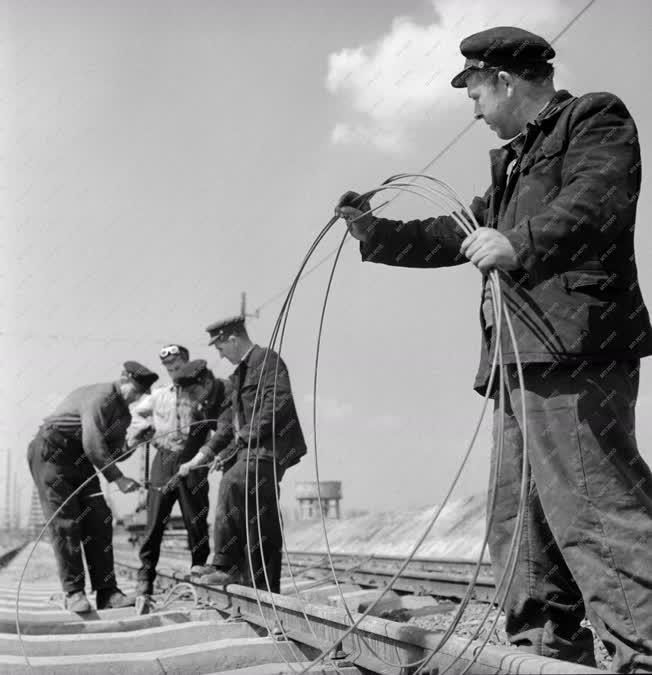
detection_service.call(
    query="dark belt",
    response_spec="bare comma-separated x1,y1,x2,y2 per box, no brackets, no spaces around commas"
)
234,447,286,482
39,424,82,452
235,446,279,466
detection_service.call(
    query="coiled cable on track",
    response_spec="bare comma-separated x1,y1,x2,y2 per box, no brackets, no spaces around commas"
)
236,172,531,674
304,177,528,674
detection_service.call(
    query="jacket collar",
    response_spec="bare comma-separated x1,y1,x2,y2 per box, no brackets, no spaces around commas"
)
496,89,576,154
240,344,256,364
536,89,575,126
485,90,576,222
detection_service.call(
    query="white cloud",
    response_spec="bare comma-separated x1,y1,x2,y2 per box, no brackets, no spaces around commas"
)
331,121,404,154
326,0,576,153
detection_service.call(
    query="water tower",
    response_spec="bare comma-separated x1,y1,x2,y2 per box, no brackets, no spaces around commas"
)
295,481,342,520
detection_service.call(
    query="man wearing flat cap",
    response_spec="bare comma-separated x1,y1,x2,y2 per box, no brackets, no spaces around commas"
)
27,361,157,612
179,317,306,593
129,346,228,596
336,26,652,673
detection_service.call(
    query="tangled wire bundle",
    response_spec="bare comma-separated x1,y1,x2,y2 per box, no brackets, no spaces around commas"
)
238,172,530,674
17,173,530,675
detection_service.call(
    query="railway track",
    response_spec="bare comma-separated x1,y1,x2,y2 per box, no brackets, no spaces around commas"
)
0,539,603,674
279,551,496,604
115,541,497,604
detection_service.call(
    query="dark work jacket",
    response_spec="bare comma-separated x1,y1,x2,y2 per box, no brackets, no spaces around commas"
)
177,373,229,463
39,382,131,481
360,90,652,395
204,345,307,471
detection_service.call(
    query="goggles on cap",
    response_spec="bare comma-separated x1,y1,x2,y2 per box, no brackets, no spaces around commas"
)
159,344,182,360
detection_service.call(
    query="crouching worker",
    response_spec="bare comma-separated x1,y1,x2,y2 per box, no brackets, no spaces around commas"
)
179,316,307,593
130,347,228,596
27,361,157,612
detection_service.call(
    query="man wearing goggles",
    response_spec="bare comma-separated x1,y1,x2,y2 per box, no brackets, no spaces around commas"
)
129,344,216,596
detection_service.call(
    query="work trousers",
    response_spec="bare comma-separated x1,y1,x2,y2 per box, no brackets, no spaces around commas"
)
211,457,283,593
489,359,652,673
27,431,117,594
138,447,210,584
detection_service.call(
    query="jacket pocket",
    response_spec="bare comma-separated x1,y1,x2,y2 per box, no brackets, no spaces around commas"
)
540,134,565,157
521,134,565,174
562,269,629,292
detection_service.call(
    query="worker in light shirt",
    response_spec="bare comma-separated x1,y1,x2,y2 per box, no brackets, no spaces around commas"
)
129,344,226,595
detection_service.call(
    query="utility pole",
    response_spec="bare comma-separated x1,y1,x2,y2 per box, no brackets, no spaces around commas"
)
2,452,11,531
27,485,46,538
13,473,20,530
240,292,259,320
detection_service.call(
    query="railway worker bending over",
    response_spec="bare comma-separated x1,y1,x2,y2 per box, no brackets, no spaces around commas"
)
179,316,307,593
27,361,157,613
336,26,652,674
129,345,227,596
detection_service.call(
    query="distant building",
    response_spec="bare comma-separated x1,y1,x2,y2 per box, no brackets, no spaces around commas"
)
295,481,342,520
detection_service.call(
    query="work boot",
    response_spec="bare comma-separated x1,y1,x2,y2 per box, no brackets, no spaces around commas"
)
199,569,238,586
96,587,135,610
135,580,153,596
65,590,91,613
190,564,216,576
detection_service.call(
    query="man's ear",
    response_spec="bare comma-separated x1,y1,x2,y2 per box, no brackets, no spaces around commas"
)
497,70,515,95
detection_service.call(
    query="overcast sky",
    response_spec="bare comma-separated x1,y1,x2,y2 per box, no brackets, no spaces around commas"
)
4,0,652,523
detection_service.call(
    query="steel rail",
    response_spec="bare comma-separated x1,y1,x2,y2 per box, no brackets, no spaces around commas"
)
284,552,492,574
284,563,496,604
118,539,492,575
114,543,497,602
113,559,601,675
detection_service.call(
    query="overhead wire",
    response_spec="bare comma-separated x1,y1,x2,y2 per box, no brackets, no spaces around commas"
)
250,0,598,319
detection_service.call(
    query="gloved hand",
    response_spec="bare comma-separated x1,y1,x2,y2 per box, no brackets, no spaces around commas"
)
334,191,375,242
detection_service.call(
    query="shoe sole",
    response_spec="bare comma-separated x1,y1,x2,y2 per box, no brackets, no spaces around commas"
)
66,603,91,613
97,605,129,610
